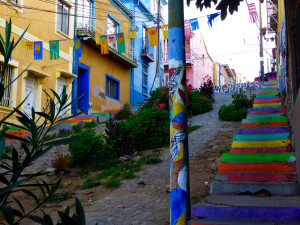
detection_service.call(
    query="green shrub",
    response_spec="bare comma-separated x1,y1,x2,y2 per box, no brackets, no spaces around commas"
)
232,90,255,109
125,107,169,151
122,171,137,179
103,177,121,188
42,133,57,141
143,87,169,111
72,123,82,133
83,119,97,129
58,129,72,137
82,177,100,189
218,104,248,121
115,104,132,120
69,128,115,170
188,91,213,115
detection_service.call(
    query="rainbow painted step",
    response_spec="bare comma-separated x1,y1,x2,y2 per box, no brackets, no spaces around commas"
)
246,113,285,118
236,127,290,135
233,133,290,141
218,162,296,172
241,121,289,128
221,152,295,163
254,98,281,104
242,117,288,123
217,172,297,182
253,103,281,107
259,89,278,92
230,146,291,154
232,139,291,148
256,93,280,98
248,109,286,114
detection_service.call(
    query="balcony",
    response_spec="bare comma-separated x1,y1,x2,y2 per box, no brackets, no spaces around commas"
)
141,36,155,63
76,20,138,68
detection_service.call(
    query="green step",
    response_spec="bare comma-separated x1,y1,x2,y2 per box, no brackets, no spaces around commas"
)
7,126,26,131
221,152,295,163
264,81,277,83
256,94,280,98
233,133,290,141
242,117,288,123
53,123,77,127
247,113,286,119
91,113,110,118
259,89,278,92
253,105,283,109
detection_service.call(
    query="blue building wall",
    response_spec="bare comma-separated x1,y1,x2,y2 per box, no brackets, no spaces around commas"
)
121,0,167,105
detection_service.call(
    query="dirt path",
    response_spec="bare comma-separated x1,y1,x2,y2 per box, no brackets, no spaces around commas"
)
18,93,241,225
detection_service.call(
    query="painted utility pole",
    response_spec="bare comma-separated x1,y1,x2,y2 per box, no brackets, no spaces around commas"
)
169,0,190,223
259,0,265,81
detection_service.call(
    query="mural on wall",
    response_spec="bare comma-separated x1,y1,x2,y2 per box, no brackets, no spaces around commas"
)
214,81,262,94
169,26,190,225
93,85,106,101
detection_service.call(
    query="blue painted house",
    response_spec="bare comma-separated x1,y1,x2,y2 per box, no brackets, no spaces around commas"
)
121,0,167,105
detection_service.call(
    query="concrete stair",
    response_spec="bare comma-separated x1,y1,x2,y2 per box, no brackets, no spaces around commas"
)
190,80,300,224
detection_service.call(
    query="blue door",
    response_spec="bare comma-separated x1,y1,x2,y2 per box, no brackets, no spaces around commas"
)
78,63,90,114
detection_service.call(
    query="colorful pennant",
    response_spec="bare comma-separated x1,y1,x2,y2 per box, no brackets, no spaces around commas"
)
247,3,258,23
34,41,43,60
130,31,137,39
148,27,158,47
190,18,199,31
162,25,168,40
25,42,33,50
207,12,221,28
116,33,126,53
100,35,109,54
184,20,192,40
107,34,116,44
49,40,59,60
68,39,74,47
74,38,82,57
95,36,101,45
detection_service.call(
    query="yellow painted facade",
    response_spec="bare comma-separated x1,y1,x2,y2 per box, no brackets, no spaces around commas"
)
0,0,75,123
0,0,135,122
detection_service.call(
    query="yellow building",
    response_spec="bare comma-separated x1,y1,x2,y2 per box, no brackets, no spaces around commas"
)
73,0,137,114
0,0,137,122
0,0,76,123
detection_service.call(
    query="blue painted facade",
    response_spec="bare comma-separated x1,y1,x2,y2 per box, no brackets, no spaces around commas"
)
121,0,167,105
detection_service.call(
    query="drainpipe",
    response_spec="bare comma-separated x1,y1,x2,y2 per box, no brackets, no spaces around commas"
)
72,0,78,114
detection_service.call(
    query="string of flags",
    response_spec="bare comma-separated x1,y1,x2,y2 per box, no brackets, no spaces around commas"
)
20,38,82,60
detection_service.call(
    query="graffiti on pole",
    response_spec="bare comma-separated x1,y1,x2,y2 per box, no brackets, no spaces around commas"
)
214,81,263,94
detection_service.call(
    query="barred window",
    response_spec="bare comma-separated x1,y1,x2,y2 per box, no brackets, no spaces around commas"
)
142,63,148,95
105,75,119,101
0,64,14,108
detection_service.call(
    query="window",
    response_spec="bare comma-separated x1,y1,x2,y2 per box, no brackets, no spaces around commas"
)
142,63,148,95
57,0,70,35
107,15,119,49
143,27,148,52
105,75,119,100
77,0,94,31
0,64,14,108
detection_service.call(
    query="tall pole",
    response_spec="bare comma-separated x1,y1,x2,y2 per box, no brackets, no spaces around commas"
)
169,0,190,223
259,0,265,81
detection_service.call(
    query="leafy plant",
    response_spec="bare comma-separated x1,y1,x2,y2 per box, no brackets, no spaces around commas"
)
103,177,121,188
82,178,100,189
125,107,169,151
83,120,97,129
52,151,69,174
43,133,57,141
58,129,72,137
69,128,115,171
218,104,248,121
199,80,214,99
143,86,169,111
115,104,132,120
188,91,213,115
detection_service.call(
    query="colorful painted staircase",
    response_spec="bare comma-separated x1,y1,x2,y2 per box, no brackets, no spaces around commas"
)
190,80,300,224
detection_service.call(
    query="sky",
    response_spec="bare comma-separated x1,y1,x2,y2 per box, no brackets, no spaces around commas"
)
163,0,275,82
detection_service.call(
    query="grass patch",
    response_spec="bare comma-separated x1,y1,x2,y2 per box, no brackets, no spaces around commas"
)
145,157,162,164
82,178,100,189
122,171,137,179
218,147,230,154
103,177,120,188
188,126,202,133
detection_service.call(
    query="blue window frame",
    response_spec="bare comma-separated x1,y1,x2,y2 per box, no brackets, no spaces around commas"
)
105,74,120,101
142,62,148,96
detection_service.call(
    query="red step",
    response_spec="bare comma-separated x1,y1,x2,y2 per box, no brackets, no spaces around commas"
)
241,121,288,128
248,109,286,115
254,98,281,104
230,146,291,154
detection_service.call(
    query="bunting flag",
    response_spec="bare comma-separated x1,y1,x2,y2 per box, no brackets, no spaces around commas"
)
184,20,192,40
130,31,137,38
162,25,168,40
148,27,158,46
49,40,59,60
116,32,126,53
21,42,26,50
247,3,258,23
155,26,161,32
95,36,101,45
100,35,109,54
25,42,33,50
60,39,68,44
74,38,82,57
207,12,221,28
107,34,116,44
33,41,43,60
190,18,199,31
68,39,74,47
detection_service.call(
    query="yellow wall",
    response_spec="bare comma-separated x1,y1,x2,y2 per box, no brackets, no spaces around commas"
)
0,1,74,123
